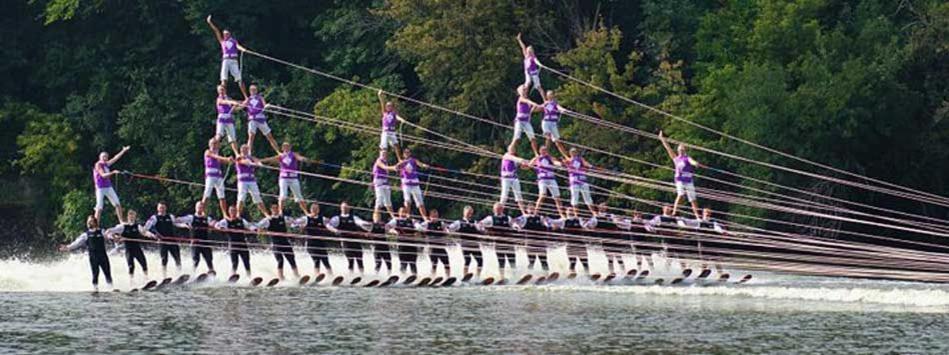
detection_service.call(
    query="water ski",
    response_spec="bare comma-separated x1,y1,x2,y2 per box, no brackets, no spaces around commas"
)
130,288,139,293
173,274,190,286
461,273,474,282
602,273,616,283
624,269,638,278
208,270,217,277
535,276,547,285
331,276,345,286
681,269,693,278
266,278,280,287
636,270,650,280
349,277,362,285
416,277,432,287
312,273,327,284
430,277,444,286
365,280,381,287
227,274,240,283
516,274,533,285
566,273,578,280
670,277,684,285
737,274,753,284
589,273,601,281
298,275,311,286
195,273,209,283
250,277,264,287
141,280,159,291
546,272,560,282
654,278,665,285
697,269,712,279
480,277,495,286
718,273,731,282
495,279,507,286
440,277,457,287
380,275,400,287
154,278,173,290
402,275,417,285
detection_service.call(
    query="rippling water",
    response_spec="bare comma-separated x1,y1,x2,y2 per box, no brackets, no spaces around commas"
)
3,254,949,353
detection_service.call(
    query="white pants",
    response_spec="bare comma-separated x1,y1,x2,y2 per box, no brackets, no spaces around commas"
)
523,72,542,92
537,179,561,198
379,131,399,150
541,121,560,141
676,181,697,202
500,178,523,204
570,183,593,207
95,187,121,210
402,185,424,207
216,121,237,143
279,178,303,202
237,181,263,204
374,185,392,208
203,176,225,199
513,120,535,141
220,59,241,82
248,120,271,135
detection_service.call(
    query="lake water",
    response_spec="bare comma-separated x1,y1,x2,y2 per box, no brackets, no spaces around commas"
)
3,251,949,353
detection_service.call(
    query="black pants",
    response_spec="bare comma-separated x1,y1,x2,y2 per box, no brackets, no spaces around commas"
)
273,244,297,270
497,246,516,268
398,244,418,272
429,242,450,269
160,244,181,268
460,237,483,267
568,245,589,270
342,241,363,270
307,239,331,271
125,245,147,274
191,246,213,270
230,249,251,273
89,252,112,286
531,249,549,270
375,243,392,270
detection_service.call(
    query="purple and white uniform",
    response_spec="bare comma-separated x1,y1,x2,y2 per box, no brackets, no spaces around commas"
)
512,100,535,141
236,155,262,204
535,154,560,198
203,152,225,200
373,157,392,208
400,158,424,207
567,156,593,207
523,54,542,91
220,36,242,82
215,95,237,143
674,154,697,202
500,156,522,204
246,94,272,135
379,110,399,149
93,161,120,210
541,100,562,141
278,152,303,202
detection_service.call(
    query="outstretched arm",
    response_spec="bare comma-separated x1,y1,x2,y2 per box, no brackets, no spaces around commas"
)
295,153,318,164
658,131,677,161
208,151,233,164
107,146,131,165
206,15,223,43
258,155,280,165
516,33,528,57
377,89,386,114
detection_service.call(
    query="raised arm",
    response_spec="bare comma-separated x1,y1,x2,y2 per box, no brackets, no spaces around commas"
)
107,146,131,165
516,33,528,57
258,154,281,165
377,89,386,114
206,15,223,43
295,152,318,164
658,131,677,161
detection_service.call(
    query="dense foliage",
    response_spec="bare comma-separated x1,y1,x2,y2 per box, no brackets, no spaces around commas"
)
2,0,946,242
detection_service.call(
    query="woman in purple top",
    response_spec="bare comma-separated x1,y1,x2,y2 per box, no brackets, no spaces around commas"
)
372,149,397,221
561,147,597,217
516,33,544,99
659,131,702,219
203,137,232,218
499,142,528,216
377,90,405,161
243,84,280,154
207,15,248,99
235,144,270,218
93,146,130,224
529,146,566,219
389,148,432,221
215,84,242,156
511,84,541,157
260,142,316,214
540,90,569,155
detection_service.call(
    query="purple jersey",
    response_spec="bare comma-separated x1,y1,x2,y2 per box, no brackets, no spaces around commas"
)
501,157,518,179
217,95,234,124
204,152,222,178
246,94,266,121
221,37,239,59
382,110,397,132
524,55,539,75
93,161,111,189
236,155,256,182
674,155,694,184
279,152,299,180
543,100,561,122
535,155,555,180
515,100,531,122
373,157,389,187
568,156,587,186
400,158,420,187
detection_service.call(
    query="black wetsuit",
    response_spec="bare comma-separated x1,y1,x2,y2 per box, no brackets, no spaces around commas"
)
488,214,515,268
187,215,214,271
425,220,449,269
520,215,549,269
454,218,483,266
657,215,681,257
334,215,364,271
84,229,112,286
394,218,418,272
226,218,251,273
152,214,181,268
562,218,589,270
120,224,148,274
267,215,296,270
370,223,391,270
303,215,331,270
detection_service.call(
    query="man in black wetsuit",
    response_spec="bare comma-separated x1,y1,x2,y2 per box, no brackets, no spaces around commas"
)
447,205,483,278
145,202,186,278
258,204,299,280
215,205,257,278
418,209,450,276
479,202,516,273
368,211,393,273
550,206,596,275
513,204,552,271
60,216,114,291
105,210,156,287
387,206,421,274
295,203,332,277
175,201,217,275
326,201,372,275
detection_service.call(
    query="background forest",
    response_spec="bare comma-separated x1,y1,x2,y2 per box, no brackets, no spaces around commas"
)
1,0,947,256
